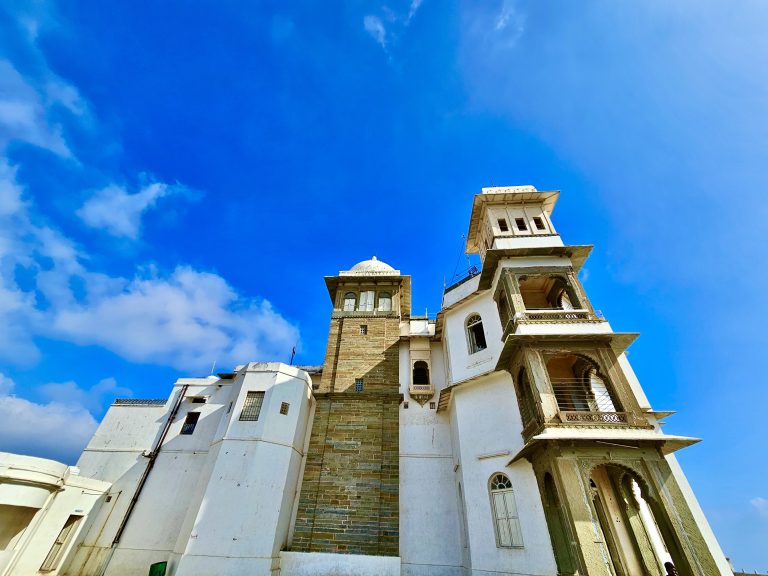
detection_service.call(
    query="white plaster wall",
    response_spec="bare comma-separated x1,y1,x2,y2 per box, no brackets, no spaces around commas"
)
449,376,557,576
493,236,563,250
443,291,502,385
71,379,232,576
515,321,613,336
0,454,109,576
280,551,400,576
173,364,313,576
443,275,481,309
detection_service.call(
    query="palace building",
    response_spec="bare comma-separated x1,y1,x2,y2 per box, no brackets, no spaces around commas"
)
0,186,733,576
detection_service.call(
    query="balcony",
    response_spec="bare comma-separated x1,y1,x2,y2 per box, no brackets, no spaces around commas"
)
551,378,649,428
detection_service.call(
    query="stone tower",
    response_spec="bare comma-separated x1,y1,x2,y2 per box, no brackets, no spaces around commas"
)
291,257,409,556
462,185,729,575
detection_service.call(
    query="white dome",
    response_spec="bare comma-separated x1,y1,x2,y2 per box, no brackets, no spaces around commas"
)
340,256,400,276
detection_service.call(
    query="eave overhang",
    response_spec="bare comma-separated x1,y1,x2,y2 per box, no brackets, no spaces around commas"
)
475,245,593,287
508,430,701,464
495,332,639,372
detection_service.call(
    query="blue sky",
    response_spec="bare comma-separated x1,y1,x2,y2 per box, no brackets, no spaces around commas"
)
0,0,766,569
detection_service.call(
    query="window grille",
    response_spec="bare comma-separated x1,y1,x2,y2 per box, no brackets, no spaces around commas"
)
515,217,527,231
354,378,364,392
360,324,368,335
533,216,546,230
180,412,200,435
40,515,81,571
240,391,265,421
280,402,290,415
430,402,436,409
489,473,523,548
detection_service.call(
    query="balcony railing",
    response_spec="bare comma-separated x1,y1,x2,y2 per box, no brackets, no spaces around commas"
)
550,379,646,427
409,383,435,399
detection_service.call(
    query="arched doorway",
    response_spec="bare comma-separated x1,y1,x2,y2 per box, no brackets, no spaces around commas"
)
588,464,686,576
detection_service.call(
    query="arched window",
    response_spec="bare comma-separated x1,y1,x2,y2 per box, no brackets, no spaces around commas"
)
343,292,356,312
489,473,523,548
413,361,429,385
378,291,392,312
585,368,617,413
559,290,574,310
466,314,487,354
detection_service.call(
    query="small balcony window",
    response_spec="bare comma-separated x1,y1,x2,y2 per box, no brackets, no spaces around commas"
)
498,218,509,232
519,276,577,311
466,314,487,354
343,292,356,311
413,361,430,385
533,216,546,230
515,218,527,231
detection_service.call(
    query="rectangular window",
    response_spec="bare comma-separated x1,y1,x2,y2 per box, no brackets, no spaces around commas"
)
280,402,290,415
533,216,546,230
403,401,409,409
360,324,368,335
354,378,364,392
492,489,523,547
180,412,200,435
498,218,509,232
358,290,375,312
430,402,436,409
239,391,265,421
40,515,81,571
515,218,527,231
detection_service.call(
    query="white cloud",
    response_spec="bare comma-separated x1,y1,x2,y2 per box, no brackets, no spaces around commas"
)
364,15,387,48
751,497,768,518
0,373,103,464
0,161,300,371
52,266,299,371
39,377,132,413
76,182,189,239
0,59,78,157
407,0,424,23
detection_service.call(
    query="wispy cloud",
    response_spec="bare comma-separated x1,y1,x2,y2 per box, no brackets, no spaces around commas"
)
407,0,424,24
77,181,194,239
0,59,76,157
751,497,768,518
364,15,387,49
363,0,425,53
